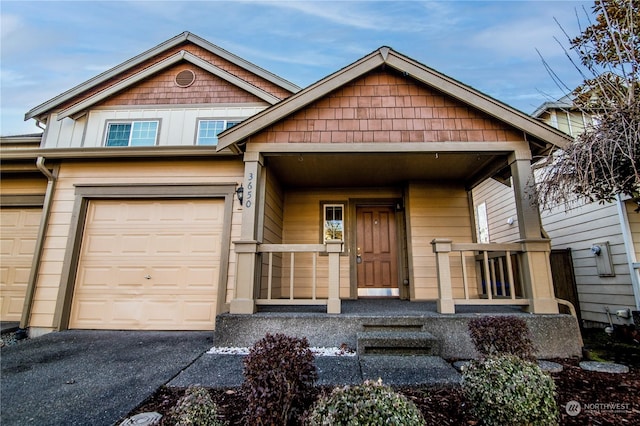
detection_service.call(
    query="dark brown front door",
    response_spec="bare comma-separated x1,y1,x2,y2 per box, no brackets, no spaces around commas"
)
356,205,399,296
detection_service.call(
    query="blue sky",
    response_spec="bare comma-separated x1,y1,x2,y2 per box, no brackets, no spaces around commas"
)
1,0,594,136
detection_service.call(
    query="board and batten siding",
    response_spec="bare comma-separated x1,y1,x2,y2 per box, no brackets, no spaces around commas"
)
471,178,520,243
43,105,267,148
406,182,477,300
28,159,244,330
541,201,636,324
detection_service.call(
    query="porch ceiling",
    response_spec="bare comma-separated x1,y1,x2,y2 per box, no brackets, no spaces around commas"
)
266,152,507,188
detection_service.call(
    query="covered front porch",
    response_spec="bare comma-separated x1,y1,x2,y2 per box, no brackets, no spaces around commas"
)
228,147,562,317
215,46,572,319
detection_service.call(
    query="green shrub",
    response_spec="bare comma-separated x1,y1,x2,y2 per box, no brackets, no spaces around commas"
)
306,379,426,426
468,316,536,361
162,385,226,426
242,333,317,425
462,355,558,426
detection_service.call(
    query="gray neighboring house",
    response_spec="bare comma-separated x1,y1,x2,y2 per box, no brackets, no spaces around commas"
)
472,95,640,328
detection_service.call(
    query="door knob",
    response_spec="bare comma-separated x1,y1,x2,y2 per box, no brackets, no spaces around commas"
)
144,275,151,279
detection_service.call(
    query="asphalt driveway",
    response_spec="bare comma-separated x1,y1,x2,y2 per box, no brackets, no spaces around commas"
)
1,330,212,426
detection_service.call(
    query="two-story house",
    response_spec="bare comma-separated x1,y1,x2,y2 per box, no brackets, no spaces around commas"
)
1,33,581,355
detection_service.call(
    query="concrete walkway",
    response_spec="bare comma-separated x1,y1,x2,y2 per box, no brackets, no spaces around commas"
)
1,330,212,426
168,353,461,388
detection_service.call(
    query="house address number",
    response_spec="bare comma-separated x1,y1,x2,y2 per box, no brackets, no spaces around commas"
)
245,172,254,208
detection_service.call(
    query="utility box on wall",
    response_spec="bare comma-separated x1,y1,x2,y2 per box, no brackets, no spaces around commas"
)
591,241,615,277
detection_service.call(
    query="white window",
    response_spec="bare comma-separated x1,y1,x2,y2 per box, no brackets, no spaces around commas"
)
197,120,240,145
105,121,158,147
323,204,344,241
476,202,490,243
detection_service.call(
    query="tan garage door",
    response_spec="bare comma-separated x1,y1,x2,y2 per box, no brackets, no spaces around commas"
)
70,199,224,330
0,207,42,321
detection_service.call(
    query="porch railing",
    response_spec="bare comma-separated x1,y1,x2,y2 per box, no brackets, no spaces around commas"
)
255,240,342,314
432,239,530,313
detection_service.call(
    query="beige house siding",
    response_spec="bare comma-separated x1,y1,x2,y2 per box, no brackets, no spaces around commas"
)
471,178,520,243
542,201,636,324
280,187,402,299
28,159,243,330
259,170,285,299
627,201,640,258
0,177,47,195
406,182,477,300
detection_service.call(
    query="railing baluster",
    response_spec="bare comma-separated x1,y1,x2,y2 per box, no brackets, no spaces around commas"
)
290,252,295,300
483,250,492,300
505,251,515,299
461,251,469,299
267,252,273,300
312,252,317,300
497,257,505,296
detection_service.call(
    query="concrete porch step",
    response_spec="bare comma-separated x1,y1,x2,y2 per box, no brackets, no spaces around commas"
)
357,331,440,356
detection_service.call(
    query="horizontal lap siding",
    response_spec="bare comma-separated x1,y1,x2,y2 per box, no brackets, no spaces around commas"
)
29,159,243,329
1,177,47,195
542,201,636,324
407,183,476,300
472,178,520,243
283,188,401,298
260,170,285,299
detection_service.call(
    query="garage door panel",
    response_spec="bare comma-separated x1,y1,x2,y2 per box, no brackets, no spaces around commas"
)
1,208,42,321
70,199,223,330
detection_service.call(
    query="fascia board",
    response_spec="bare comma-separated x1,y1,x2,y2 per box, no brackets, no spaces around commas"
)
57,51,281,120
216,50,386,151
25,32,300,121
0,145,239,161
384,51,571,149
185,33,301,94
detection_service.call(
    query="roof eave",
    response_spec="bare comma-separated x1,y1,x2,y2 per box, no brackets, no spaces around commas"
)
218,46,572,152
25,31,301,121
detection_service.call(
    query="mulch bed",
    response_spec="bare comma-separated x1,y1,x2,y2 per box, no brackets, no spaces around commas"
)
128,358,640,425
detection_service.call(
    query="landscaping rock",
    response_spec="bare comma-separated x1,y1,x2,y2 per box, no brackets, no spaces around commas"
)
579,361,629,374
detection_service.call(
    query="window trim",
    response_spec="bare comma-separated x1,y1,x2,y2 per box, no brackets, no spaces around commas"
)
195,118,242,146
476,201,490,243
103,120,160,147
320,201,347,254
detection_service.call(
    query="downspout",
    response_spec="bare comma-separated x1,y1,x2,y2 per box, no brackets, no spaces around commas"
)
615,195,640,310
18,157,58,336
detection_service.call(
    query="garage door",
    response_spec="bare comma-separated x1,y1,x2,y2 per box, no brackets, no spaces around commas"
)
0,208,42,321
69,199,224,330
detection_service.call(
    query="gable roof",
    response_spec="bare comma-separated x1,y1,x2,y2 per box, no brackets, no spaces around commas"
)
217,46,571,153
24,32,301,122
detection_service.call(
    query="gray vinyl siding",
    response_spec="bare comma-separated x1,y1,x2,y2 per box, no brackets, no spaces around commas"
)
471,178,520,243
541,201,637,325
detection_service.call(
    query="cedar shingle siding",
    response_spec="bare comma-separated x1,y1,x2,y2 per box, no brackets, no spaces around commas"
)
100,63,264,106
57,42,292,111
251,69,525,144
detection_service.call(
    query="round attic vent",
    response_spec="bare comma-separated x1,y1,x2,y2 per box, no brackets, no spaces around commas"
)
175,69,196,87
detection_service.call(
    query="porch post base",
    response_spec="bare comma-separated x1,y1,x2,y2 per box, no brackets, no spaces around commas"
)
437,299,455,314
525,298,559,314
230,298,256,314
327,299,341,314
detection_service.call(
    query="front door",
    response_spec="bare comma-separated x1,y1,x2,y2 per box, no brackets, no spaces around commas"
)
356,205,399,297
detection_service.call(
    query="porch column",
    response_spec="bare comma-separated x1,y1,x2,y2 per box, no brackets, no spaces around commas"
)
326,240,342,314
431,239,455,314
520,240,559,314
230,152,264,314
509,151,559,314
